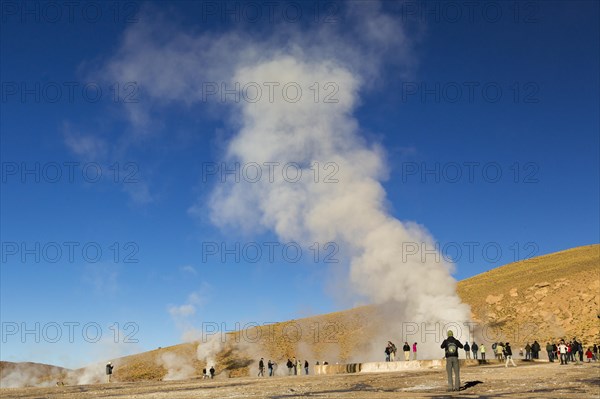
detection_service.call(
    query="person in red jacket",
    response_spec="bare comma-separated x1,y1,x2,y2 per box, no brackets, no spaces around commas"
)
586,348,594,362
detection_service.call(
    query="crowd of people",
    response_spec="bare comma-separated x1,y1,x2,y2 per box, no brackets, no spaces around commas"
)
543,339,598,364
384,341,418,361
441,333,600,392
255,357,314,377
100,336,598,387
427,337,599,365
495,338,599,364
253,336,598,382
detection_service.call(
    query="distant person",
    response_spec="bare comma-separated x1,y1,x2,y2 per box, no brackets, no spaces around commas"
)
567,342,573,363
258,358,265,377
558,340,568,365
586,348,594,362
292,357,298,375
532,341,540,359
403,342,411,361
577,340,584,362
480,344,486,361
471,342,478,360
496,343,504,361
304,360,309,375
385,345,391,362
464,342,471,359
296,359,302,375
202,368,208,379
593,344,598,361
388,341,397,361
504,343,517,367
209,366,215,378
287,359,293,375
268,360,274,376
105,362,114,383
412,342,418,360
545,342,554,362
441,330,463,392
525,343,532,360
571,338,580,363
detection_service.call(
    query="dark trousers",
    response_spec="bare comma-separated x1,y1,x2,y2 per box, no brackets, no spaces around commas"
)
560,353,567,364
547,351,553,362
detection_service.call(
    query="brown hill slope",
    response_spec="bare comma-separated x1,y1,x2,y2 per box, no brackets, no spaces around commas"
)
0,361,70,388
112,244,600,382
457,243,599,343
4,244,599,385
114,305,384,381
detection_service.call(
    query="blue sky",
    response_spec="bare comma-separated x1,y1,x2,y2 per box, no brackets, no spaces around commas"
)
1,1,598,368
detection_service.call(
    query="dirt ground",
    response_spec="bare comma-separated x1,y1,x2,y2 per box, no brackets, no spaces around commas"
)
2,361,598,399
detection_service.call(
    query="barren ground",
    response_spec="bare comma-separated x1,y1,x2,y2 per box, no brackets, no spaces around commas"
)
2,361,598,399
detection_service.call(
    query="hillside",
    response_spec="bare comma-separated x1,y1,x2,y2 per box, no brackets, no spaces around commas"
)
457,244,599,343
3,244,599,386
0,361,70,388
114,305,384,381
107,244,600,382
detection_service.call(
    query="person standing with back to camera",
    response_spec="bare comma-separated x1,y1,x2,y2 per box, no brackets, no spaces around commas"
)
441,330,464,392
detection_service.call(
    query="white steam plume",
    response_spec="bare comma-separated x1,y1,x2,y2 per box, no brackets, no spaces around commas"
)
158,352,196,381
196,335,224,370
102,1,471,360
66,361,107,385
0,363,65,388
211,55,471,358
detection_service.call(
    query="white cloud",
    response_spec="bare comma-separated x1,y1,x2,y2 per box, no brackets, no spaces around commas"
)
82,263,119,294
180,265,197,275
168,303,196,317
167,286,211,320
122,179,154,205
62,124,155,205
63,123,108,160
